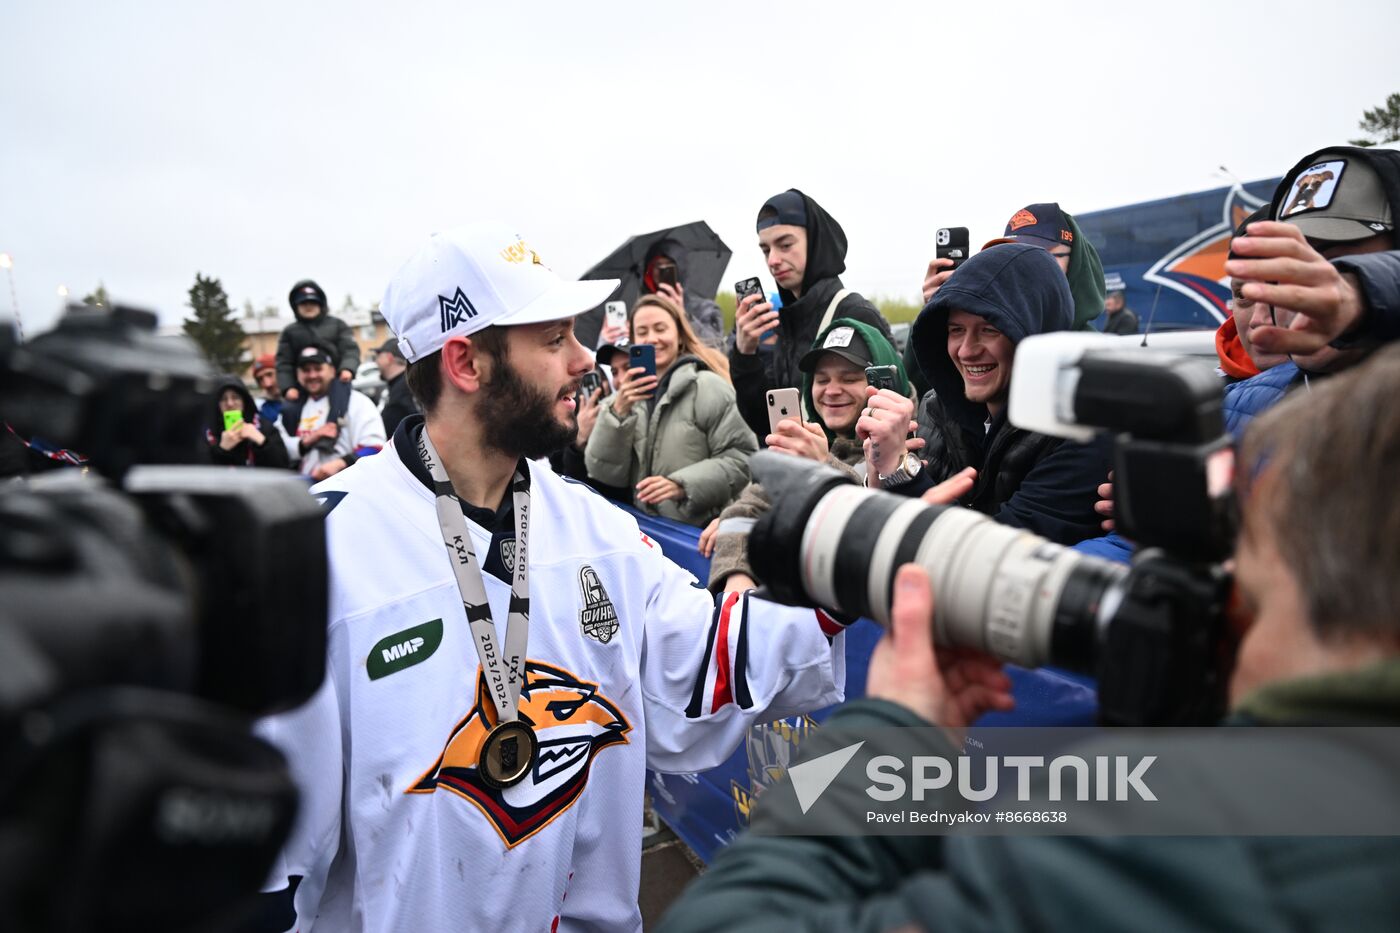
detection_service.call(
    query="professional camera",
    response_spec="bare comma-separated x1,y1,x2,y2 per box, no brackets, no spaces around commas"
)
0,306,327,932
750,334,1236,727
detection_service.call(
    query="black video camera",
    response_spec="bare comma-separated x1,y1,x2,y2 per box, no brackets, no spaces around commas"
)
0,306,327,932
749,333,1236,727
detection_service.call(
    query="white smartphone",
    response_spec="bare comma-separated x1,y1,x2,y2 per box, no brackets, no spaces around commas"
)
766,387,802,436
604,301,627,331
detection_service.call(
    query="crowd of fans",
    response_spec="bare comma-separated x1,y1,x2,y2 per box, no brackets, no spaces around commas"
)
4,140,1399,930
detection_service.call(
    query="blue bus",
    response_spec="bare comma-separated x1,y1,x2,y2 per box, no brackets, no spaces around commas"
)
1079,177,1281,331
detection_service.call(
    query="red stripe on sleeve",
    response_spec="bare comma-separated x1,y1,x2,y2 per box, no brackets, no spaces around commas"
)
816,609,846,637
709,591,741,713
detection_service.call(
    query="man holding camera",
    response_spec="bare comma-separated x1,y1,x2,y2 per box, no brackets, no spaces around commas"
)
256,224,849,931
661,343,1400,932
730,189,894,440
864,243,1111,546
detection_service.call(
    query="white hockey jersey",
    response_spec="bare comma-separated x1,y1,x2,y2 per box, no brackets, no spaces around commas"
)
258,428,847,931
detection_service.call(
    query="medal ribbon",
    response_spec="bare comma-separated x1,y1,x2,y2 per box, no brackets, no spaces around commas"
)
418,428,531,725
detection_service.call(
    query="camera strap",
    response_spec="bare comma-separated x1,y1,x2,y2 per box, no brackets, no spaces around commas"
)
417,428,530,726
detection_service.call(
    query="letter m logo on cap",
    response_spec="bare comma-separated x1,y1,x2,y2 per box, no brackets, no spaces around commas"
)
438,287,479,333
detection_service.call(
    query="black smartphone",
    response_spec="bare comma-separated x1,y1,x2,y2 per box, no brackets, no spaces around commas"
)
655,265,678,289
936,227,970,270
630,343,656,379
865,365,899,392
734,276,765,305
580,371,602,396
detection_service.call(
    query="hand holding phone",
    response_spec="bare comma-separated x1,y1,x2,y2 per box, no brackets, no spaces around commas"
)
223,410,245,432
630,343,656,379
734,277,779,355
655,265,678,289
612,345,659,418
766,387,802,436
865,365,899,393
935,227,970,270
923,227,969,303
604,301,627,330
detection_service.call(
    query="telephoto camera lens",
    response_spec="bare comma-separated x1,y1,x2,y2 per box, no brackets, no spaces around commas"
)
748,452,1127,672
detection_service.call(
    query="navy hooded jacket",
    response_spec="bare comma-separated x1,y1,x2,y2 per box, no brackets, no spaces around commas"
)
895,243,1112,546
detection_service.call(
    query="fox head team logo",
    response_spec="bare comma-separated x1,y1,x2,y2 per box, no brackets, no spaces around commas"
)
1141,182,1271,323
409,660,631,846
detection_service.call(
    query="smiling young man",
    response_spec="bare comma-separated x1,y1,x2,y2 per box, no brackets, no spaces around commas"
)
729,189,894,439
862,243,1111,546
704,318,912,591
255,224,849,932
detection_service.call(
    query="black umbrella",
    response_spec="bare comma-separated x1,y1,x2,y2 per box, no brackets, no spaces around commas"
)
575,220,732,348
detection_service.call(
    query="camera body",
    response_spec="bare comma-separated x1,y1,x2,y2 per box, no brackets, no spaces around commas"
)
0,307,328,931
750,334,1235,726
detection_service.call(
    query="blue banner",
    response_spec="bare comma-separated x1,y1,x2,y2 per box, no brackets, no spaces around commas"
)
626,506,1098,863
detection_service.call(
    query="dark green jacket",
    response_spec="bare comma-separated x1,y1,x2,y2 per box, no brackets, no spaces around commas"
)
660,658,1400,933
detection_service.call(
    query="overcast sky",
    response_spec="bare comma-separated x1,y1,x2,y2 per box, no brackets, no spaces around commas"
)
2,0,1396,337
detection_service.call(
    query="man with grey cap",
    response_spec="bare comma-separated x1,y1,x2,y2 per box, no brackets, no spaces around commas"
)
1223,144,1400,436
254,224,849,932
372,335,418,435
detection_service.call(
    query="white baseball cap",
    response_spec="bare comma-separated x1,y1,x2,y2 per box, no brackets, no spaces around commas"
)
380,223,621,363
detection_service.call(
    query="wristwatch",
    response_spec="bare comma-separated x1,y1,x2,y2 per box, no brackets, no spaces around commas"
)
878,451,923,488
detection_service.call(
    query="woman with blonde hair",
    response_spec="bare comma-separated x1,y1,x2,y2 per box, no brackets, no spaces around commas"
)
584,295,755,526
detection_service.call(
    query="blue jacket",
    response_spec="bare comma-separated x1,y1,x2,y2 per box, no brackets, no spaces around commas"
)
1222,360,1300,441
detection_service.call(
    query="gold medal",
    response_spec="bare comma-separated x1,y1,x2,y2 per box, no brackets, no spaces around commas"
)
479,719,537,789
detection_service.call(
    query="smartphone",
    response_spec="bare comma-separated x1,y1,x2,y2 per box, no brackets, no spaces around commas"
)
604,300,627,331
580,371,602,397
935,227,970,270
734,276,765,306
766,387,802,436
630,343,656,379
865,365,899,392
223,410,245,432
655,265,678,289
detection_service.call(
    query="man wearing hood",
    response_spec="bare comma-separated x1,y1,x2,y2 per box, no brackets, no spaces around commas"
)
1222,144,1400,439
640,239,725,348
867,243,1111,546
731,189,894,440
275,279,362,403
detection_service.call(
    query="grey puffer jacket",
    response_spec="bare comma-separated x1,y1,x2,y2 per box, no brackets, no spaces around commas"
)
585,357,756,527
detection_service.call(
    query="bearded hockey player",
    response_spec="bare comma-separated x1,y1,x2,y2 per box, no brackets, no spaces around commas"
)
254,223,849,931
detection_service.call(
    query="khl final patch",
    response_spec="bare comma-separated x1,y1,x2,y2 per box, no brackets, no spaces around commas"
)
578,565,619,643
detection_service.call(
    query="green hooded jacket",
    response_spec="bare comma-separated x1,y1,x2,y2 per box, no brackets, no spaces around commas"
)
801,317,911,444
